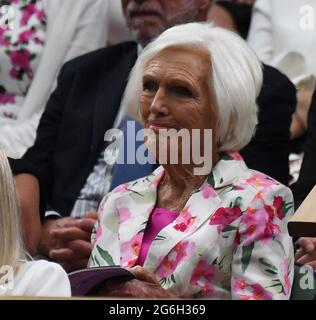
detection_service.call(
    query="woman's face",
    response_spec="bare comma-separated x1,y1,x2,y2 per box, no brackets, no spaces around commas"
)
140,46,218,169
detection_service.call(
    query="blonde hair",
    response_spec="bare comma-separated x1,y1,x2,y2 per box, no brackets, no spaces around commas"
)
123,22,263,151
0,149,25,269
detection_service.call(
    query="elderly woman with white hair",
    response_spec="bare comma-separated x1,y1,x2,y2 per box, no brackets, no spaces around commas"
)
88,22,294,300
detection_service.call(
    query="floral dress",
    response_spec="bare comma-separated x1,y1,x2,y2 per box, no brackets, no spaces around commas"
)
89,151,295,300
0,0,46,121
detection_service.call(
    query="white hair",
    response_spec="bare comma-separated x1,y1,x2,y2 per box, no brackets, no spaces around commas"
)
123,22,263,151
0,148,25,270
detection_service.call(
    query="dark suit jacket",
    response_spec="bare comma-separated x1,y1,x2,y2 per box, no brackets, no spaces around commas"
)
9,42,296,218
292,90,316,207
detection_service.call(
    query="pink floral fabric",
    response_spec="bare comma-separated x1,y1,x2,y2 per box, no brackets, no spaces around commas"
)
0,0,46,119
89,151,295,300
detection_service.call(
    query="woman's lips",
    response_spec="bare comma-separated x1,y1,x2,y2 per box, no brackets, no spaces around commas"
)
148,124,177,131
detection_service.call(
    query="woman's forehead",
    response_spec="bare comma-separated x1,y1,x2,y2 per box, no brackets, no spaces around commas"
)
144,46,211,79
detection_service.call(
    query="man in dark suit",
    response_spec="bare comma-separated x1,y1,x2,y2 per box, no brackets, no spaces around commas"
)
10,0,295,271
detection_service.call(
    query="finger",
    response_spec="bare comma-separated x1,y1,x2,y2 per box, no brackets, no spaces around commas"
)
52,227,91,242
67,240,93,257
49,248,74,263
299,238,316,253
61,258,90,272
85,212,98,220
57,217,78,228
296,251,316,265
295,248,305,261
129,266,159,284
306,261,316,271
77,218,97,233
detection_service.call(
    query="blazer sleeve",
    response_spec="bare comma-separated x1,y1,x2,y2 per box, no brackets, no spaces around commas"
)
231,184,294,300
240,65,296,185
9,64,73,217
292,89,316,207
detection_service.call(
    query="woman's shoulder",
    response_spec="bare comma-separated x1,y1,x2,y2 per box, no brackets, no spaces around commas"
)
16,260,71,297
231,168,294,209
19,259,65,274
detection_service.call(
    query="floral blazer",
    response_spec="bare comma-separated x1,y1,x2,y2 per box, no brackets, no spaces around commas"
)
89,152,294,300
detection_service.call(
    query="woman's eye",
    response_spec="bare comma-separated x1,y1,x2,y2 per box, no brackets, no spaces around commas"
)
143,81,158,93
171,86,193,98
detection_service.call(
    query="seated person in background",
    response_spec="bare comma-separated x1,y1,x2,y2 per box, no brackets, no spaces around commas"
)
88,23,294,300
10,0,295,272
247,0,316,142
0,148,70,297
208,0,253,39
0,0,109,159
208,0,296,185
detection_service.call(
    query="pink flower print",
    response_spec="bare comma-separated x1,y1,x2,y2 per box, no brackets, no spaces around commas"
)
10,49,31,70
173,207,197,233
264,196,284,221
246,173,275,188
118,207,132,224
241,207,280,245
92,224,103,247
9,68,19,79
241,207,268,245
232,278,273,300
201,183,217,199
281,259,292,296
0,29,10,46
36,9,45,21
34,37,45,45
228,151,243,161
149,173,164,187
114,183,129,193
0,93,16,104
209,206,242,233
190,260,216,296
157,241,196,278
21,4,38,26
18,30,36,44
120,233,144,268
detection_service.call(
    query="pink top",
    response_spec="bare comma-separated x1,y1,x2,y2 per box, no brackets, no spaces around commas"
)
137,208,179,266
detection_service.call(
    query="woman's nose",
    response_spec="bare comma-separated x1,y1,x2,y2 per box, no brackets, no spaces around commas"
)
150,89,169,116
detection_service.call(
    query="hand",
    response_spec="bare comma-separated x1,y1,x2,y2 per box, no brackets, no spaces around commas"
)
290,90,314,139
15,174,41,256
39,212,98,271
97,266,178,299
295,237,316,270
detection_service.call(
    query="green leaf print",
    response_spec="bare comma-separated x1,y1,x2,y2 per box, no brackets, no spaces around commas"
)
233,197,242,208
222,225,239,233
241,242,255,273
155,235,167,241
282,201,293,217
95,256,101,267
97,245,115,266
259,258,278,272
221,154,235,161
207,173,215,187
